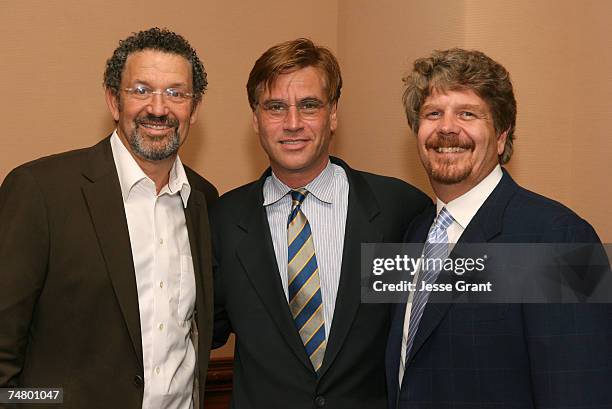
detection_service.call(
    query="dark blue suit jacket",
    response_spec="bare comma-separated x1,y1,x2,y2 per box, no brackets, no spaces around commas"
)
386,169,612,408
212,157,431,409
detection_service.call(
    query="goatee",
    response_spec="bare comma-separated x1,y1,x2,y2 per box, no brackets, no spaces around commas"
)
128,114,180,161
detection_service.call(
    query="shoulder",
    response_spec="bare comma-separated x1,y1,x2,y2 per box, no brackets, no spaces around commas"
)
210,179,261,221
1,143,109,221
501,178,600,242
1,142,105,194
217,179,260,205
7,146,95,179
340,162,433,235
341,163,432,217
359,170,429,202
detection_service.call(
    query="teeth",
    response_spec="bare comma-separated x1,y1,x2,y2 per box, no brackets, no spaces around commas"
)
142,124,170,129
281,140,304,144
436,147,465,153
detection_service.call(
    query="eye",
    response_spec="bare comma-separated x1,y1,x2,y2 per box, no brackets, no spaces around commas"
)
299,99,323,111
423,111,441,119
458,111,476,119
265,102,288,112
165,88,182,98
133,85,151,96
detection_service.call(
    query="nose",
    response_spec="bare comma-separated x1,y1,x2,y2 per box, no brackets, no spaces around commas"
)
146,93,170,117
283,105,304,132
438,113,460,134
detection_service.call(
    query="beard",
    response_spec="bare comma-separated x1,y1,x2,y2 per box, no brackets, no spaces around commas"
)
422,134,474,185
426,159,473,185
127,114,181,161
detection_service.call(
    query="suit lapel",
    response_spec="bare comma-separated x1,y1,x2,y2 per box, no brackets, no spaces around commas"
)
185,188,208,319
234,177,313,370
385,301,407,407
81,138,143,367
319,158,383,377
185,191,203,286
386,207,435,403
184,188,210,334
407,171,518,364
458,170,517,244
184,187,214,397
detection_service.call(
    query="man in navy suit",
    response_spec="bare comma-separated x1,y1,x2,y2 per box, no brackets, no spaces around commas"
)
211,39,430,408
386,48,612,408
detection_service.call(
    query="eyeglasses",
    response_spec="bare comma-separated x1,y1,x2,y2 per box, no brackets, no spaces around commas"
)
121,85,195,104
260,98,328,120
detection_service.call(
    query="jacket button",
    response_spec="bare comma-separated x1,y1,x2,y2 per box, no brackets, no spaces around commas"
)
314,395,326,408
133,375,144,387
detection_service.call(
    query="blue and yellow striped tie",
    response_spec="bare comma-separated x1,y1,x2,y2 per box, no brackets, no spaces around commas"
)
287,188,326,372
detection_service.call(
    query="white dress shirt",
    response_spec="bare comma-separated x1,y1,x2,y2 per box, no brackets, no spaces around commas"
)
111,132,195,409
263,160,349,337
398,165,503,385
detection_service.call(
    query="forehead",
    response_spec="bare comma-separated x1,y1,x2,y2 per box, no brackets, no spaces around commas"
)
423,87,490,110
122,49,192,85
262,66,327,99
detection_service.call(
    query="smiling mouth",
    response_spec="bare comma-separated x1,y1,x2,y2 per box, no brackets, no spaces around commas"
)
434,147,468,153
136,114,178,131
280,139,308,144
140,123,173,130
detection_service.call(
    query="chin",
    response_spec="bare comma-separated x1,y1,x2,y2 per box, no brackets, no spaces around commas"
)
283,162,312,173
428,163,472,185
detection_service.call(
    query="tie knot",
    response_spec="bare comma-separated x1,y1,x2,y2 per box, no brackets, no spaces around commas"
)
290,188,309,206
435,207,454,230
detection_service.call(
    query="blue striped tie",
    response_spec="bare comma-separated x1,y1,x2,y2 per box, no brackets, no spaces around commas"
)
287,188,326,371
406,207,454,358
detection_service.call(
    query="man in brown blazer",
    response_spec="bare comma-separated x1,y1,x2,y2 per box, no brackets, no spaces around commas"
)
0,28,217,408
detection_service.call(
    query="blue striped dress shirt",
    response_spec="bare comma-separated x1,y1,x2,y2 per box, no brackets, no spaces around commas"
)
263,161,349,337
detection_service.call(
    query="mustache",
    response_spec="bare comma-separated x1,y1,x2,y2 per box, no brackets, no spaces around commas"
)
425,135,474,150
135,114,179,128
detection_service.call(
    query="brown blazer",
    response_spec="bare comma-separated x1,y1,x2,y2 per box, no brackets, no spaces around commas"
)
0,137,217,408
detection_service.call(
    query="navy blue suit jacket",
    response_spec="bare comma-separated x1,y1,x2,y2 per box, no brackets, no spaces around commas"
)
212,157,431,409
386,169,612,408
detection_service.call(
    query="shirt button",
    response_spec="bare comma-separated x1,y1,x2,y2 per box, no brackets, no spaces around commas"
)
159,281,164,288
159,323,164,331
314,395,326,407
133,375,144,387
159,238,164,245
155,367,160,375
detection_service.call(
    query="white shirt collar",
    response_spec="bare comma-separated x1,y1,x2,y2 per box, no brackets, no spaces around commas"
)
110,130,191,207
436,164,503,228
264,160,335,206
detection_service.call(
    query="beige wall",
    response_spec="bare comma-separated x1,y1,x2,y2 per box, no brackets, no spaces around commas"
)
0,0,339,192
336,0,612,241
1,1,610,356
0,0,339,359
